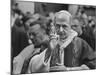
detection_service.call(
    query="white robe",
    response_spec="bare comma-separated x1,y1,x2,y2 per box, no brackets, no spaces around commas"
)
27,49,51,73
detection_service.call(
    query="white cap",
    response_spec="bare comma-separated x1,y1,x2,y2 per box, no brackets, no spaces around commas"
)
54,10,72,26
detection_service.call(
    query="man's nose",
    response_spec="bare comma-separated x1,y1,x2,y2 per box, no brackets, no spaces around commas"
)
60,26,64,32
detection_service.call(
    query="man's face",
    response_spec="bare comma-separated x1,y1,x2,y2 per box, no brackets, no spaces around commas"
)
55,18,71,40
28,24,45,47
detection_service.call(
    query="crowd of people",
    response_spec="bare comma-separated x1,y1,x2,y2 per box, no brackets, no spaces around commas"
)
11,3,96,74
75,6,96,50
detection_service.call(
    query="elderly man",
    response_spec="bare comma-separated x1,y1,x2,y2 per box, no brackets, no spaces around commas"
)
53,10,95,70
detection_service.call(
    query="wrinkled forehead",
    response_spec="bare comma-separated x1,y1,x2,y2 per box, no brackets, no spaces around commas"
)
55,19,70,27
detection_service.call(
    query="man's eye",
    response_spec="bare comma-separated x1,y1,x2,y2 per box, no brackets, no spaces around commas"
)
56,24,60,28
62,25,67,28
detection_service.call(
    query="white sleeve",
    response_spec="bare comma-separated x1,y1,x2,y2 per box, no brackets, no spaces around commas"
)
28,49,51,73
13,45,35,74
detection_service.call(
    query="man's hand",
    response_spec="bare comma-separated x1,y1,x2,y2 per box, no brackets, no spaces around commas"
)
49,33,59,50
49,29,78,50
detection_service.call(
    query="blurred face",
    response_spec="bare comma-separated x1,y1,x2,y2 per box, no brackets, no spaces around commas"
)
71,19,82,35
28,24,45,47
55,17,71,40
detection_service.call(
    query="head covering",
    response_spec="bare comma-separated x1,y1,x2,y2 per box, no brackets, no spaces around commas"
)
54,10,72,26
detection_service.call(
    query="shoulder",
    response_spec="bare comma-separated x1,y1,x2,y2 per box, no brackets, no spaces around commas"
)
72,37,90,48
73,37,83,44
74,37,87,44
74,37,93,51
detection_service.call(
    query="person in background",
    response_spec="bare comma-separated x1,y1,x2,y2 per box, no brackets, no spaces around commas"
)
80,16,96,50
71,17,83,36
